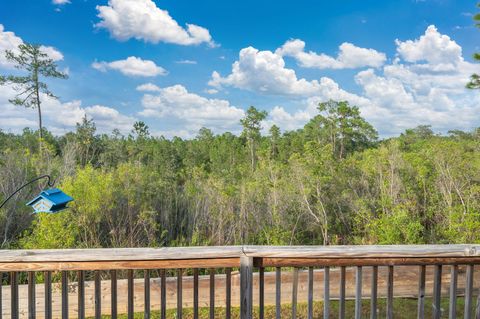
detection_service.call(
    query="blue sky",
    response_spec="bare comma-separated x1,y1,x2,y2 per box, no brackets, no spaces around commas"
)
0,0,479,138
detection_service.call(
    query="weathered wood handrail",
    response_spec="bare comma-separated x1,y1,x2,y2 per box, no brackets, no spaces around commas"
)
1,245,480,319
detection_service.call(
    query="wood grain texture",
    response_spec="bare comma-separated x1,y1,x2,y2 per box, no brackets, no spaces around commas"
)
0,258,241,272
1,245,480,264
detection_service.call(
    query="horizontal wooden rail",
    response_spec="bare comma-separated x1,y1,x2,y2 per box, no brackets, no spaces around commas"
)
2,245,480,319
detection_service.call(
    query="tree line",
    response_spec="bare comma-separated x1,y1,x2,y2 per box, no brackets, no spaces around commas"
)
1,100,479,249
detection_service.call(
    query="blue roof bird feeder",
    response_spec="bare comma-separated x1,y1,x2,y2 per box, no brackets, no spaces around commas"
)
26,188,74,213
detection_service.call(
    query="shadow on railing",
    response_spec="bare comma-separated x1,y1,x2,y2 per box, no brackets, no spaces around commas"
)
1,245,480,319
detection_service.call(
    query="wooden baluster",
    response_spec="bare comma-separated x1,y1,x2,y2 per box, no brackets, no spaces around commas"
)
78,270,85,319
193,269,199,319
161,269,166,319
61,271,68,319
240,256,253,319
144,270,150,319
475,291,480,319
387,266,394,319
111,270,117,319
127,269,134,319
308,267,313,319
44,271,52,319
370,266,378,319
0,273,2,319
292,267,299,319
177,269,183,319
355,266,362,319
340,266,346,319
28,271,36,319
259,267,264,319
210,268,215,319
465,265,474,319
417,265,426,319
226,268,232,319
11,272,18,319
95,271,101,319
433,265,442,319
324,266,330,319
449,265,458,319
275,267,281,319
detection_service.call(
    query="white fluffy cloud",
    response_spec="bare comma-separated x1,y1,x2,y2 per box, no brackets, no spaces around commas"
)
276,39,386,69
139,84,244,134
52,0,70,4
136,83,161,92
236,25,480,136
209,46,368,107
92,56,167,77
396,25,462,65
0,24,63,69
95,0,215,46
0,84,136,135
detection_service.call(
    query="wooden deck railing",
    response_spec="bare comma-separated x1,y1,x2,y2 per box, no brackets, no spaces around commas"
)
1,245,480,319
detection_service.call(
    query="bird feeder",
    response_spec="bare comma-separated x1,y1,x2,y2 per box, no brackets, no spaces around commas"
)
26,188,74,213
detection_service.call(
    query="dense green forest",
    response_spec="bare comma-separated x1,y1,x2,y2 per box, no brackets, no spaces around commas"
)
0,100,479,249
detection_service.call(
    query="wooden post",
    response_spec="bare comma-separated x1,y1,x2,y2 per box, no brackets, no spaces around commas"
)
449,265,458,319
371,266,378,319
465,265,474,319
276,267,281,319
111,270,117,319
355,266,362,319
28,271,36,319
44,271,52,319
78,270,85,319
340,266,346,319
177,269,183,319
194,268,199,319
11,272,18,319
144,270,150,319
61,271,68,319
324,266,330,319
387,266,394,319
292,267,299,319
226,268,232,319
417,265,426,319
240,256,253,319
259,267,264,319
127,270,134,319
95,271,101,319
308,267,313,319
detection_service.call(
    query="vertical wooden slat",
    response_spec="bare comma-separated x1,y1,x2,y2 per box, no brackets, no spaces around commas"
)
417,265,426,319
449,265,458,319
11,272,18,319
127,269,134,319
370,266,378,319
177,269,183,319
144,270,150,319
78,270,85,319
308,267,313,319
28,272,36,319
340,266,346,319
387,266,394,319
275,267,281,319
111,270,117,319
161,269,166,319
210,269,215,319
61,271,68,319
292,267,299,319
240,256,253,319
475,293,480,319
355,266,362,319
433,265,442,319
226,268,232,319
324,266,330,319
95,271,101,319
259,267,264,319
0,273,2,319
193,269,199,319
44,271,52,319
465,265,474,319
